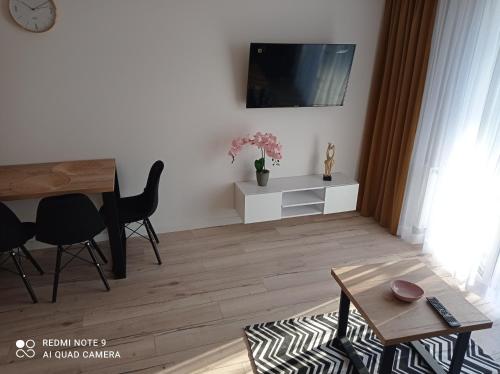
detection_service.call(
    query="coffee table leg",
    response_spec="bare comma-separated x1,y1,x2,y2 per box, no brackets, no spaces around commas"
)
335,291,369,374
337,290,350,338
448,332,471,374
378,345,396,374
410,341,446,374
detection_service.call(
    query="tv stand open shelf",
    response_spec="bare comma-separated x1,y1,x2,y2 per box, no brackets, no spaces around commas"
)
235,173,359,223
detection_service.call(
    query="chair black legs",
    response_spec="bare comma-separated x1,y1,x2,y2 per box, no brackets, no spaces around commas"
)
124,220,161,264
3,246,41,303
52,246,63,303
85,242,110,291
145,218,159,244
90,239,108,264
20,245,44,274
144,220,162,264
10,250,38,303
51,243,110,303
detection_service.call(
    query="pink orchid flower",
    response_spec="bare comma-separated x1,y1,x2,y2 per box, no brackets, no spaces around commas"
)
228,132,283,168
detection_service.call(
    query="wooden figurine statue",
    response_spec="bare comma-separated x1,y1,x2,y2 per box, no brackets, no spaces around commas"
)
323,143,335,181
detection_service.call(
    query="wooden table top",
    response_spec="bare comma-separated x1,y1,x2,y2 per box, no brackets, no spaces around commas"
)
0,159,116,201
331,259,492,345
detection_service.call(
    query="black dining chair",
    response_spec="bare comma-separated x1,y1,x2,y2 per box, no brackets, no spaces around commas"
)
36,193,110,302
101,160,164,264
0,202,44,303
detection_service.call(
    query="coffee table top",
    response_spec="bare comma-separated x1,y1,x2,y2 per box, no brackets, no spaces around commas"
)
331,259,492,345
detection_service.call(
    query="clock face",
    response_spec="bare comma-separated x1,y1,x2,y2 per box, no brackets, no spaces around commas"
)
9,0,56,33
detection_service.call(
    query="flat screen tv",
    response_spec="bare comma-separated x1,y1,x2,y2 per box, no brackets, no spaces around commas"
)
246,43,356,108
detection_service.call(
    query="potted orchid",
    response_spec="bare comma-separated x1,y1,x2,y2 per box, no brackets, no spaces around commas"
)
228,132,283,186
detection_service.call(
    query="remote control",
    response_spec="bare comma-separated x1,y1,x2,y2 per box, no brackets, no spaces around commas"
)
427,297,461,327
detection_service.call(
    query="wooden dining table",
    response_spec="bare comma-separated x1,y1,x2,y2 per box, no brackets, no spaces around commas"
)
0,158,127,278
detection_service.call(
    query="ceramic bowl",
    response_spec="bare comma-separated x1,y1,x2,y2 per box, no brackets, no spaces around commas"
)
391,280,424,302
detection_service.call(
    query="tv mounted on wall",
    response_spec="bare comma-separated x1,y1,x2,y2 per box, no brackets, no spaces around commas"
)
246,43,356,108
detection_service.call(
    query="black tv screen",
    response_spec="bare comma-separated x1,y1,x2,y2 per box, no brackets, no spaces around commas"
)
246,43,356,108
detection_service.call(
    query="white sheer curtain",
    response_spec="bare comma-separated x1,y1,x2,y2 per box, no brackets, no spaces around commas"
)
399,0,500,303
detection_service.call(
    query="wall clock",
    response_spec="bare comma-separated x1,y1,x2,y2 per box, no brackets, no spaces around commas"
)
9,0,56,33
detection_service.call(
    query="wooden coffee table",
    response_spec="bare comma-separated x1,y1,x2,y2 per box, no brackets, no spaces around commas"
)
331,259,493,374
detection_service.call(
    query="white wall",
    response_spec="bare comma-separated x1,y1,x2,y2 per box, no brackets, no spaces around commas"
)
0,0,383,239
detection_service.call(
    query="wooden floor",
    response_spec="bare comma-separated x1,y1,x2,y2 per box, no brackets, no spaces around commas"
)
0,213,498,373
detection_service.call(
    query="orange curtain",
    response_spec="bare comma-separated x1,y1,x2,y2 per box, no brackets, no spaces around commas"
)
357,0,438,234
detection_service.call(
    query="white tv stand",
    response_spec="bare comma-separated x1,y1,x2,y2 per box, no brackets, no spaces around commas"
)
235,173,359,223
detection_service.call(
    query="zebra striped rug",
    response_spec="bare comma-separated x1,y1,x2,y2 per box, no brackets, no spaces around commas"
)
244,310,499,373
